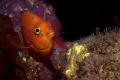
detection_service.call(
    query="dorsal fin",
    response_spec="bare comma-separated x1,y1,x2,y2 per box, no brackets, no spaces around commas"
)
31,9,44,19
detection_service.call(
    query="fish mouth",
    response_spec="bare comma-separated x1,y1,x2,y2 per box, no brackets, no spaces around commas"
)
32,30,54,50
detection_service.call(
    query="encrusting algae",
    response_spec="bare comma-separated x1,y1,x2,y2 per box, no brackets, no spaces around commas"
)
65,43,90,79
64,27,120,80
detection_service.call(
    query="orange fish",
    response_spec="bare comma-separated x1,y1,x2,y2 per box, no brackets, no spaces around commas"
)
7,11,56,73
22,11,56,73
7,9,67,73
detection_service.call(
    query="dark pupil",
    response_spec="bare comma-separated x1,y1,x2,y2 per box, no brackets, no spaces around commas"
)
36,29,39,32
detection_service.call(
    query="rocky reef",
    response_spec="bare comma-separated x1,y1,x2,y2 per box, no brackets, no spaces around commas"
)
64,28,120,80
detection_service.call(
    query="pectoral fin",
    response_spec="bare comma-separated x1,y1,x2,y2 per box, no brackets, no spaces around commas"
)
54,37,68,50
6,34,30,51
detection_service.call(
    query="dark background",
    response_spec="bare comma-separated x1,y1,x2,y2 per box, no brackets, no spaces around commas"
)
46,0,120,41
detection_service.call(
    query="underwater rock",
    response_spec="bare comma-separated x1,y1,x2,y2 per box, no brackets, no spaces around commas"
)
0,13,29,80
0,50,8,79
0,13,14,34
64,28,120,80
0,13,20,52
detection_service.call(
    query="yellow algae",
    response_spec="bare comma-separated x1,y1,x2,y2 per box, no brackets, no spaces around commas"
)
9,14,13,18
74,43,81,54
74,43,90,60
67,48,71,56
57,63,61,69
65,70,71,78
99,65,103,72
65,42,91,79
29,0,34,6
115,57,118,61
82,53,90,59
74,43,86,55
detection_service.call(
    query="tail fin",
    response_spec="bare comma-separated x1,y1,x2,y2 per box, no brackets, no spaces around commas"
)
43,58,56,74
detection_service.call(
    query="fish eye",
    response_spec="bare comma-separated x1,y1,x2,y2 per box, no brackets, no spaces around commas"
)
34,28,41,34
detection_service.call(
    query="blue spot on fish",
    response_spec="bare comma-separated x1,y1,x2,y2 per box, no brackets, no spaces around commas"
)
33,26,34,27
42,25,43,27
29,26,31,28
30,36,31,38
36,35,37,36
40,35,41,36
47,28,49,29
27,41,30,43
31,17,32,19
24,31,25,33
34,18,35,20
42,31,43,33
